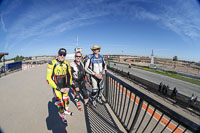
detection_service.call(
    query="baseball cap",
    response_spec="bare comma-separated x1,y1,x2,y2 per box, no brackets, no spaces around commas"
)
58,48,67,55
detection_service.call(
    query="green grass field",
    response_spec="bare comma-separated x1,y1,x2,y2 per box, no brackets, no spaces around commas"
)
132,66,200,86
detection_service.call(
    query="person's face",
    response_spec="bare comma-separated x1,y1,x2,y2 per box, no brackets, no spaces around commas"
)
93,49,100,54
58,53,66,62
75,53,82,62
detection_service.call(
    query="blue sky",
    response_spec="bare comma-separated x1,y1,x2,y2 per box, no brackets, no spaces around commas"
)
0,0,200,62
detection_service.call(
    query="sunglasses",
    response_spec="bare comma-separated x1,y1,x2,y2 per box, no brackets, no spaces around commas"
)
93,49,100,51
59,53,66,56
75,56,82,58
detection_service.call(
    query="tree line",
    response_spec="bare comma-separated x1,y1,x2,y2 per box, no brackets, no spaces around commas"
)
12,55,32,62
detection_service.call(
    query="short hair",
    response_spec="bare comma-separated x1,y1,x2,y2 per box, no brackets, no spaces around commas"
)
75,51,82,56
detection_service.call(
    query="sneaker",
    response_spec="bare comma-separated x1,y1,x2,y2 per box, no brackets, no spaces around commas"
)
76,101,82,111
64,110,73,116
97,97,103,104
74,98,79,102
92,100,97,107
59,112,67,124
62,118,67,124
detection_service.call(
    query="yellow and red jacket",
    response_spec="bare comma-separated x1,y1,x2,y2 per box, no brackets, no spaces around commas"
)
47,59,72,90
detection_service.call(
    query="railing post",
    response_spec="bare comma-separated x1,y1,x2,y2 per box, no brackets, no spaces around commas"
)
105,72,109,102
129,98,143,132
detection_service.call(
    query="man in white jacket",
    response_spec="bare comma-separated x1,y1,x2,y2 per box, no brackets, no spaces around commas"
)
85,45,107,107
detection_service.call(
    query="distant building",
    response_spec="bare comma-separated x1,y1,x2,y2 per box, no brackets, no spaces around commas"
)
149,49,155,68
150,49,154,65
32,56,55,60
74,47,82,53
65,53,75,60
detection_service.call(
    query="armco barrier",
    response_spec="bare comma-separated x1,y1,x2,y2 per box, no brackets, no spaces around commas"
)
104,71,200,133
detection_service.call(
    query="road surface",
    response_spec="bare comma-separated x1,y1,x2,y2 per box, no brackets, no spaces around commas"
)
110,62,200,101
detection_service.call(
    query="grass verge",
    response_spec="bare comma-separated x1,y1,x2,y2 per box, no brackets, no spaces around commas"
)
132,66,200,86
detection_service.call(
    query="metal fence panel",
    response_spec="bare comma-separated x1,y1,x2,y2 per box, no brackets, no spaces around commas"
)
104,72,200,133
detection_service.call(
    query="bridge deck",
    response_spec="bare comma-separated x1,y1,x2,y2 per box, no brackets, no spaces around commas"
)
0,64,125,133
0,64,199,133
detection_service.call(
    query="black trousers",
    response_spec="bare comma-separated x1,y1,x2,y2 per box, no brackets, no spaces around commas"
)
73,81,89,99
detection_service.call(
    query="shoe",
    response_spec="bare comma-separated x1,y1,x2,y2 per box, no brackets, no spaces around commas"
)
59,112,67,124
92,100,97,107
64,110,73,116
97,97,103,104
62,119,67,124
74,98,79,102
76,101,82,111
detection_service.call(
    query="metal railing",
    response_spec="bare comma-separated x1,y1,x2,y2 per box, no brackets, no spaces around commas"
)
104,71,200,133
107,64,200,112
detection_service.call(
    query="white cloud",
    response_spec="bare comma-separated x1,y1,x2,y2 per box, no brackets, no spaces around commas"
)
0,14,7,32
140,11,159,20
134,0,200,40
2,0,111,51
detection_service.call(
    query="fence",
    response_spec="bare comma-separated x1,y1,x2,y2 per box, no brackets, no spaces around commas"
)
107,64,200,112
103,71,200,133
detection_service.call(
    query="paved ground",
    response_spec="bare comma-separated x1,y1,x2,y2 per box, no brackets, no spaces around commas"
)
0,64,125,133
0,63,199,133
109,62,200,101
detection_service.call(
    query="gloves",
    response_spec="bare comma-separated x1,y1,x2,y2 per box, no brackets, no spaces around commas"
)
56,86,61,91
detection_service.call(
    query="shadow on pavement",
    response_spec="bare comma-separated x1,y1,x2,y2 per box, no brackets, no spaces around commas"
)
0,127,4,133
46,97,67,133
68,88,77,107
84,102,124,133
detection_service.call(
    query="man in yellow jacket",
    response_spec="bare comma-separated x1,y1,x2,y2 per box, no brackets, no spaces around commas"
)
46,48,73,124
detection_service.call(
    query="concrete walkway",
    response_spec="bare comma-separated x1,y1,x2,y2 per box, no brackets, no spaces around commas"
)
0,64,124,133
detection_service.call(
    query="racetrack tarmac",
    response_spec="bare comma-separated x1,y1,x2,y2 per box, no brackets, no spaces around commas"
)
109,62,200,101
